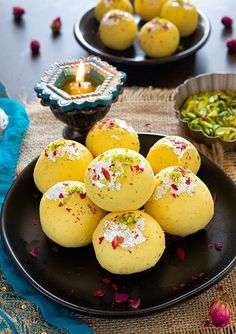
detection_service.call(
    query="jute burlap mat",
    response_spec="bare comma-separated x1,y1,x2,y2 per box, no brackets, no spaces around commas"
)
18,88,235,334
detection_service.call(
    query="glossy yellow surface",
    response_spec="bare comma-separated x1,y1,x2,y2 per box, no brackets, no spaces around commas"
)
145,167,214,237
86,119,140,157
95,0,133,22
139,18,180,58
40,182,106,247
134,0,168,21
33,139,93,193
99,10,137,50
92,211,165,274
160,0,198,37
146,136,201,174
84,148,155,211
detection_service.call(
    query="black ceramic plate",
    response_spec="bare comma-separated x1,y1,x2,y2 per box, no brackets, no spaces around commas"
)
1,133,236,317
74,9,211,65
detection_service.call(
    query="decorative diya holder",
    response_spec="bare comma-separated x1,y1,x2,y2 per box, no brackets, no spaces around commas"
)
34,56,126,142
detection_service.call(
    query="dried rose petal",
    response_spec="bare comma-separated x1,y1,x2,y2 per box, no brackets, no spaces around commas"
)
30,247,39,258
176,246,185,261
115,292,129,303
102,167,110,181
191,275,198,281
217,285,225,293
210,295,231,328
221,16,233,28
111,284,118,290
51,244,59,253
13,6,25,19
129,298,140,309
32,218,39,225
92,288,105,297
30,40,40,54
51,17,62,34
102,278,110,284
227,39,236,52
198,272,205,277
80,193,86,199
111,236,124,249
98,236,104,244
208,242,213,249
215,243,223,251
171,285,179,292
203,320,211,327
171,184,178,191
59,193,64,199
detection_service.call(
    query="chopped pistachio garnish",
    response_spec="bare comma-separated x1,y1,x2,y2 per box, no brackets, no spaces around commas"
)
180,90,236,141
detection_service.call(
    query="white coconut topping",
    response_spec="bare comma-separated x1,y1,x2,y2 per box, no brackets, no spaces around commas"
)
104,217,147,248
45,181,84,200
91,160,123,190
46,142,81,162
162,137,192,162
152,167,196,200
114,119,137,135
102,10,133,25
111,134,120,141
103,0,113,7
0,108,8,133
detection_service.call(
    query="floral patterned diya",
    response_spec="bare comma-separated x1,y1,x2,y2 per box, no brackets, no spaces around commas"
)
34,56,126,142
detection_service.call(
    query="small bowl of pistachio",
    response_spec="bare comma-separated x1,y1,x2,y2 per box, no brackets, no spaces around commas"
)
174,73,236,151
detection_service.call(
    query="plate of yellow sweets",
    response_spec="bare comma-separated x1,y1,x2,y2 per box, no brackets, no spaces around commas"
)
1,120,236,316
74,0,211,65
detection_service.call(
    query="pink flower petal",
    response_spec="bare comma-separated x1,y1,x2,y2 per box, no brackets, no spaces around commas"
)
203,320,211,327
92,288,105,297
32,218,39,225
102,278,110,284
112,284,118,290
208,242,213,248
176,246,185,261
129,298,140,309
191,275,198,281
217,285,225,293
98,237,104,244
115,292,129,303
30,247,39,258
215,243,223,251
51,244,59,253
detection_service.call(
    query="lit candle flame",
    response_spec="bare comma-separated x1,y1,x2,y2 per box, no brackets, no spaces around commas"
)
76,62,85,83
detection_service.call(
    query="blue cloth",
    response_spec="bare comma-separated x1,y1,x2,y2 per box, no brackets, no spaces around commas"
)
0,94,93,334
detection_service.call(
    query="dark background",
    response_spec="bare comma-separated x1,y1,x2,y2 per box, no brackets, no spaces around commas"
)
0,0,235,101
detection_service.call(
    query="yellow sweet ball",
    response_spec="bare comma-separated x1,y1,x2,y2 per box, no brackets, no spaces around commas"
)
92,210,165,274
146,136,201,174
144,166,214,237
95,0,133,22
139,17,180,58
134,0,168,21
33,138,93,193
85,118,140,157
39,181,106,247
84,148,155,212
99,10,137,50
160,0,198,37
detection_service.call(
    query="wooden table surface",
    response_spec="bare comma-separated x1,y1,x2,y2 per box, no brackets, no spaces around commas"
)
0,0,235,101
